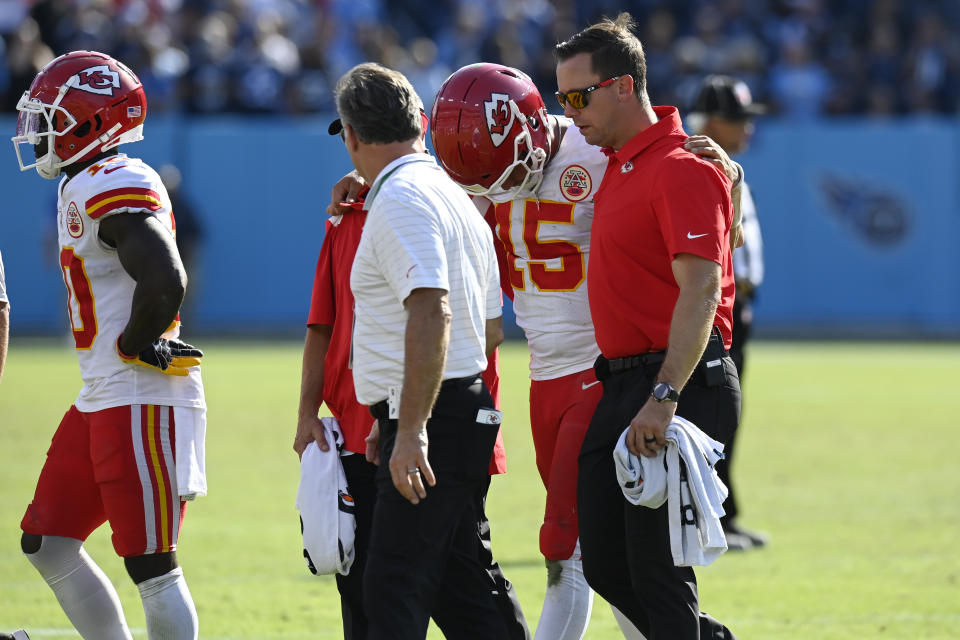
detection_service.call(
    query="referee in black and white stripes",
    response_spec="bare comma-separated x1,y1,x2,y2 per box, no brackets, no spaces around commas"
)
332,62,511,640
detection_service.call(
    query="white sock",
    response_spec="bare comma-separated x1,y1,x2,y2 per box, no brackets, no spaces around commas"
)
24,536,132,640
137,567,198,640
611,605,648,640
533,541,594,640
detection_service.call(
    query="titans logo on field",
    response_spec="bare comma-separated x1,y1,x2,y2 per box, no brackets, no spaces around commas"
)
66,202,84,238
67,65,120,96
560,165,591,202
484,93,514,148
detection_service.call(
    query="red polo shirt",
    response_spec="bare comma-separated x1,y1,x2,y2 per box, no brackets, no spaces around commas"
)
589,106,735,357
308,210,507,473
309,212,373,455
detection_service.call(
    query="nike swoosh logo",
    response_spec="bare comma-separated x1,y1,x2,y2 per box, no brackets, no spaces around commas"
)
103,165,126,174
581,380,601,390
687,232,708,239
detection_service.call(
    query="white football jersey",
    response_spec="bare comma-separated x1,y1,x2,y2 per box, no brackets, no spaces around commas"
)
488,120,608,380
56,154,204,412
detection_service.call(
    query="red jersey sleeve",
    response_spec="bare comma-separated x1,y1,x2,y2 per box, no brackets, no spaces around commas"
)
653,155,732,266
307,219,337,326
482,201,515,301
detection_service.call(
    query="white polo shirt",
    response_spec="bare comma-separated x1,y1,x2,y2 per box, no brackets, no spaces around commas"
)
350,153,502,406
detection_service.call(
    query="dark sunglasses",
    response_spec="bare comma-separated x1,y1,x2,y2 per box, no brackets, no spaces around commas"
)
555,75,623,110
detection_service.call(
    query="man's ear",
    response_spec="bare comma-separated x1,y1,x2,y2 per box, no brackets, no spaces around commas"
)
344,124,358,150
617,74,635,101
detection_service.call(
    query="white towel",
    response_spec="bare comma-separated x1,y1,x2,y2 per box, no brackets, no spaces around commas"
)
296,417,356,576
613,416,729,566
174,407,207,499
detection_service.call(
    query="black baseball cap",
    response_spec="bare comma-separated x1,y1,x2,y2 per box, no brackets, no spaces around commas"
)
690,75,765,120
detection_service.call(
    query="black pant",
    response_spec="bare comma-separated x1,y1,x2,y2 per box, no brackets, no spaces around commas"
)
578,356,740,640
336,454,378,640
363,375,520,640
720,295,753,524
337,459,529,640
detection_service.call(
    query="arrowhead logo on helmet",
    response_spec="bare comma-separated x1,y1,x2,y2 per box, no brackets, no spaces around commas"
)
485,93,515,146
67,66,121,96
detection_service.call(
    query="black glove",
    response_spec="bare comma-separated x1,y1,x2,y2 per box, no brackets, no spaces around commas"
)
117,335,203,376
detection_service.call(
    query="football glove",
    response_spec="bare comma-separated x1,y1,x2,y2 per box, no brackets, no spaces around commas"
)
117,335,203,376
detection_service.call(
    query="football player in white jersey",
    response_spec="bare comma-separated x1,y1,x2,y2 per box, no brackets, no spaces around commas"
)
329,63,739,640
12,51,206,640
430,63,742,640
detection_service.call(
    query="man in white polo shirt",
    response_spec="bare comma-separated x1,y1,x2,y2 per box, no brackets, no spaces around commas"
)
333,62,509,640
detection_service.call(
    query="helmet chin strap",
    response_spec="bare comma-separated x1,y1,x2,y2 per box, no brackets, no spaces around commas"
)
37,122,123,179
36,152,63,179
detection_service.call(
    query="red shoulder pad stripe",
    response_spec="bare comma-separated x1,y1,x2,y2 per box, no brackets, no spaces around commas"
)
86,188,163,219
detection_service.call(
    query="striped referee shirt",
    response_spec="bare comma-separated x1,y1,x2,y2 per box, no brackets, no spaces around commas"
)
349,154,502,406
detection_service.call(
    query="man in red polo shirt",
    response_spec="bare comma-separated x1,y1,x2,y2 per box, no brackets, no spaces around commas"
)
555,13,740,640
294,114,528,640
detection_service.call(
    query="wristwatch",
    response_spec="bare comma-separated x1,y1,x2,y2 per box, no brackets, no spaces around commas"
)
651,382,680,404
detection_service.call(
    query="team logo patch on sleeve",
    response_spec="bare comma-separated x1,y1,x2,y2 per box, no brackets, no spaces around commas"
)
66,202,84,238
559,165,592,202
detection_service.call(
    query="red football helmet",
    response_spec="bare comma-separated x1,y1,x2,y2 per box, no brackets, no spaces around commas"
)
13,50,147,179
431,63,552,201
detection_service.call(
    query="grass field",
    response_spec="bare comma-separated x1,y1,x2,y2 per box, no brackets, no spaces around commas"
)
1,339,959,639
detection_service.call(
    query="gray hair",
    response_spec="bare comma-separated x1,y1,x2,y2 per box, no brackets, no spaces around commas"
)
334,63,422,144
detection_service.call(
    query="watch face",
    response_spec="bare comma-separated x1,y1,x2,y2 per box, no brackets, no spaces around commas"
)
653,383,676,402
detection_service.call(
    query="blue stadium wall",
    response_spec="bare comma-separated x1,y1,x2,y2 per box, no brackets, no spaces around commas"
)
2,115,958,339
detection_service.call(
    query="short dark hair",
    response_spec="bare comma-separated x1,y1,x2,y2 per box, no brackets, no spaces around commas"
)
334,63,422,144
555,12,647,103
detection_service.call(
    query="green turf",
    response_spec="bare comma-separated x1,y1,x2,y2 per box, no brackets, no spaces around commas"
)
1,339,958,638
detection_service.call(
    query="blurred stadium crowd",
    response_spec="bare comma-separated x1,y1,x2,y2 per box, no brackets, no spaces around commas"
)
0,0,957,117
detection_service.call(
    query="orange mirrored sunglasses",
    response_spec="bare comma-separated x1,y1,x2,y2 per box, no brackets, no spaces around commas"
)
555,75,623,109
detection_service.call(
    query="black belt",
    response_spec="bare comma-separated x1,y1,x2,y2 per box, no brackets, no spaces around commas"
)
594,352,666,381
596,328,728,383
369,374,482,420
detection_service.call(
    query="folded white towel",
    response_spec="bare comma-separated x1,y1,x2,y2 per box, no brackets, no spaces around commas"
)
296,417,356,576
174,407,207,499
613,416,728,566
